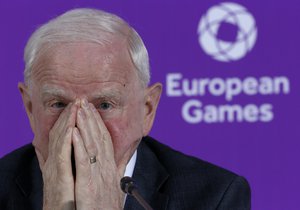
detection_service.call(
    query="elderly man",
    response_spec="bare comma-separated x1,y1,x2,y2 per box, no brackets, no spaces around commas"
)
0,8,250,210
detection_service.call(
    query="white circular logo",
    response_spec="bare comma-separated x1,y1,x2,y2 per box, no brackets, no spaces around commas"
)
197,2,257,62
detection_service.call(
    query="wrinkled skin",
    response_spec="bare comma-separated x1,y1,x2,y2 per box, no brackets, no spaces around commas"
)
19,41,162,210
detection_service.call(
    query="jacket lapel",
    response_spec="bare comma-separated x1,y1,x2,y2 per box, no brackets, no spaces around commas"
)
124,139,169,210
15,155,43,210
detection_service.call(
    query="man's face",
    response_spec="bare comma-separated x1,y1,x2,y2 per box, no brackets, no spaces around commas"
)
19,40,160,165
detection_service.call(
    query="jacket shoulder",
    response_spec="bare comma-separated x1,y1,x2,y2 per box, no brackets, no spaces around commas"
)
142,136,250,209
143,136,237,179
0,144,35,172
0,144,35,194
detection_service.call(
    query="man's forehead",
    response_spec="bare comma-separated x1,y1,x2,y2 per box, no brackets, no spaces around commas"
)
30,40,141,93
35,42,136,77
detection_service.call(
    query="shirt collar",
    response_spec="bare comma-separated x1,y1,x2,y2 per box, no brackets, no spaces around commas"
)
122,150,137,206
123,150,137,177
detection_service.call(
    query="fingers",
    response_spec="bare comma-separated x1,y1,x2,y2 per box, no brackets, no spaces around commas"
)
75,99,118,181
43,102,78,182
76,108,98,159
54,104,78,179
88,103,116,161
76,99,114,160
72,127,89,179
56,127,73,175
48,103,76,157
55,105,77,155
89,103,112,145
73,100,124,209
41,103,78,209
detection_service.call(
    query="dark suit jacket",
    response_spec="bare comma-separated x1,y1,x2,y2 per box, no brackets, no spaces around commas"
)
0,136,250,209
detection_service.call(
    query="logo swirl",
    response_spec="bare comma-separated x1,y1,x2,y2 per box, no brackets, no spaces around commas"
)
197,2,257,62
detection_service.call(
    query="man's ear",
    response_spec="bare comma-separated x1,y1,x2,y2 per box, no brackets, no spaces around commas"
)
143,83,162,136
18,82,35,133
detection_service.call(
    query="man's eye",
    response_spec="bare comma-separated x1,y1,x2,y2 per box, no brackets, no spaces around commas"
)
99,102,112,110
51,102,67,109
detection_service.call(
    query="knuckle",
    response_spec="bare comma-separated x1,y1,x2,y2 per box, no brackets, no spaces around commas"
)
86,143,97,155
102,131,111,141
78,156,88,166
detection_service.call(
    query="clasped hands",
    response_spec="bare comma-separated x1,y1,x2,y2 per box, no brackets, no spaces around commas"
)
35,99,125,210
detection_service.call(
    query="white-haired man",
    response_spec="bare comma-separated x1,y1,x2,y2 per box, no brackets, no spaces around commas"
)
0,8,250,210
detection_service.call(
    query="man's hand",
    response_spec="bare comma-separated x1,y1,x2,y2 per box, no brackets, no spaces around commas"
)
36,103,77,210
72,99,125,210
36,99,127,210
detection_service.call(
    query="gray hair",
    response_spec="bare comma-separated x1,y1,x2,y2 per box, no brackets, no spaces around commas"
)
24,8,150,87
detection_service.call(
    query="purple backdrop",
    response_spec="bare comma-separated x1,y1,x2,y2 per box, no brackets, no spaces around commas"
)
0,1,299,209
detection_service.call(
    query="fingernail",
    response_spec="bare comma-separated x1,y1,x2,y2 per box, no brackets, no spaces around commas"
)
68,102,73,108
73,128,79,136
89,103,96,111
75,99,80,106
81,99,88,108
78,108,84,119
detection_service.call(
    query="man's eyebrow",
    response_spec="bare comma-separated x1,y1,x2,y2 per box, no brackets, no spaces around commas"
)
40,85,124,100
91,91,122,100
40,86,68,98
